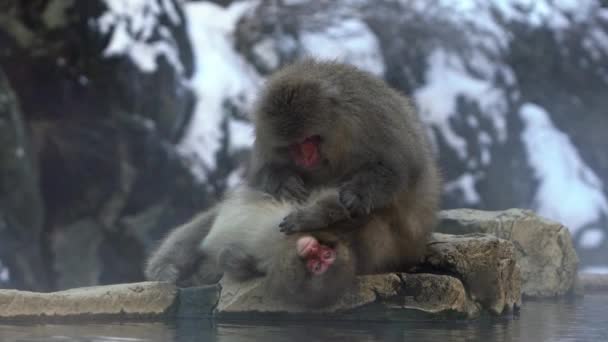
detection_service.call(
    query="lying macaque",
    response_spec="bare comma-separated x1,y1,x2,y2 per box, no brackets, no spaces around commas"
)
200,184,433,307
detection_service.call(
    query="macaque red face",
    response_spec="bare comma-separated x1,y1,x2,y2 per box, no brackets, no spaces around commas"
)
290,135,321,169
296,235,336,275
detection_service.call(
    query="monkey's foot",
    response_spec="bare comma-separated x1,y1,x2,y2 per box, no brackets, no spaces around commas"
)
296,236,336,275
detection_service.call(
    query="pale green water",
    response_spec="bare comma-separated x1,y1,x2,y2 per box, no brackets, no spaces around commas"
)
1,295,607,342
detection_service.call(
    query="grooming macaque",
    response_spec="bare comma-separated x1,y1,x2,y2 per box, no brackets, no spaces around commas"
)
145,59,441,305
200,179,437,306
249,59,439,223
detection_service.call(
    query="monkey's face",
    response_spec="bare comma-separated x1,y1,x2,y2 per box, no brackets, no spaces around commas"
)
255,79,339,171
288,134,322,169
296,235,336,275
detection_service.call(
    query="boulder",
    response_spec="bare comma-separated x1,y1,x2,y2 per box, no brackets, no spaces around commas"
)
216,273,481,320
420,233,521,314
437,209,579,297
213,232,520,319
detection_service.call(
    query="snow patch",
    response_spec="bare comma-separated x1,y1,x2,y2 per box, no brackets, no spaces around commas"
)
180,1,261,179
414,50,507,159
520,103,608,235
300,18,385,76
161,0,181,24
98,0,183,73
0,265,8,283
580,266,608,274
442,0,599,30
445,173,481,205
579,228,605,249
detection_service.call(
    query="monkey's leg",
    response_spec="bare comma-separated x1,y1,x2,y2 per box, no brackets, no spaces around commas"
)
217,244,264,280
250,164,309,202
145,208,218,283
339,162,400,216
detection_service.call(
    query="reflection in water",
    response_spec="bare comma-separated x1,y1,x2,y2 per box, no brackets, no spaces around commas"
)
1,295,607,342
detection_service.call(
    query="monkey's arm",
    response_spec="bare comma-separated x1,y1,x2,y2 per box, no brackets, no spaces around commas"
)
279,188,358,234
339,160,403,217
145,207,218,283
249,163,309,202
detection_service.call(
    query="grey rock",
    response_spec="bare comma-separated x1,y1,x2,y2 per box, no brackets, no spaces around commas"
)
214,232,520,318
0,282,177,319
420,233,521,314
437,208,579,297
217,273,480,320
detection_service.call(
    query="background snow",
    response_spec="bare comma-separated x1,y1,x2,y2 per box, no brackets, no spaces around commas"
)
99,0,184,73
97,0,608,270
520,103,608,236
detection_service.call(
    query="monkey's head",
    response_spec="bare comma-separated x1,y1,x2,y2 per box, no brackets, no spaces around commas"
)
269,232,356,308
296,235,337,275
253,64,352,173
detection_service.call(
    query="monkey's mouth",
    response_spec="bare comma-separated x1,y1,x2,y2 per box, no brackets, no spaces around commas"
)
290,135,321,169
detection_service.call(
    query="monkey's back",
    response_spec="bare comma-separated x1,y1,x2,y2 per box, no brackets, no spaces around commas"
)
354,152,441,274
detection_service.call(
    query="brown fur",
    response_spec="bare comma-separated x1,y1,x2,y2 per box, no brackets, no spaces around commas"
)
145,59,441,306
251,59,442,268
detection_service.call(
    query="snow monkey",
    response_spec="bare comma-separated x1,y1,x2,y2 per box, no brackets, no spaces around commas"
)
145,59,441,306
200,182,437,307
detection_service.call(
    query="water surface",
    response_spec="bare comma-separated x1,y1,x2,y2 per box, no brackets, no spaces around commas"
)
1,294,607,342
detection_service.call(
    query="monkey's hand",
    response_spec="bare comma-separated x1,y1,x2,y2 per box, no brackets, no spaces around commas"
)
257,167,310,202
279,209,326,235
339,183,372,218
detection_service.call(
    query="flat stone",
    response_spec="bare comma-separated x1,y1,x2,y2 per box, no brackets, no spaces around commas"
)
216,272,480,320
391,273,480,318
419,233,521,314
0,282,176,319
437,209,578,297
216,273,401,315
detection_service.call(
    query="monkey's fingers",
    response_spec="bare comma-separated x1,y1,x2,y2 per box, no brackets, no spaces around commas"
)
278,217,299,235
